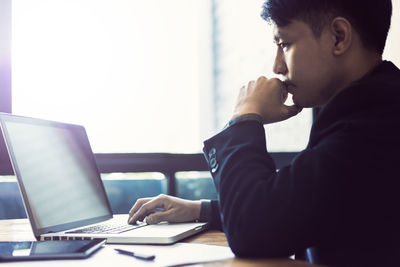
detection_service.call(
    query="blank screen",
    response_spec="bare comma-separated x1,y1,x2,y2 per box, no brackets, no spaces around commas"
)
4,120,110,229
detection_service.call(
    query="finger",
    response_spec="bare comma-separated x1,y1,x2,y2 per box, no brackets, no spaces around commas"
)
247,80,256,91
128,197,167,224
256,76,267,84
129,204,156,224
128,198,152,218
238,85,246,99
145,209,175,224
129,204,153,224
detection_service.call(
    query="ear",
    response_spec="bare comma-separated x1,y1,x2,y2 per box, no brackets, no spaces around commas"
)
329,17,352,56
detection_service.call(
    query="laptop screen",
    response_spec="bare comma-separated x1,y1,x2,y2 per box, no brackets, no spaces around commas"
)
0,115,112,233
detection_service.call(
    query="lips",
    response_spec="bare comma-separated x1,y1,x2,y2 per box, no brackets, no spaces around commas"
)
283,80,295,94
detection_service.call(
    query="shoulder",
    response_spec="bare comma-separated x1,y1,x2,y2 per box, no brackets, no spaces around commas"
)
309,61,400,145
317,61,400,122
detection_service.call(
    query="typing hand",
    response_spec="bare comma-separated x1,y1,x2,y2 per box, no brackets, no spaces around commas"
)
233,77,302,124
128,194,201,225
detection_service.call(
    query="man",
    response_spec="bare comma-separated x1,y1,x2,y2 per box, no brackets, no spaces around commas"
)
128,0,400,265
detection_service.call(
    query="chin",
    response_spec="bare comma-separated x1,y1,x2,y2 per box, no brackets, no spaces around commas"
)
293,95,318,108
292,96,305,108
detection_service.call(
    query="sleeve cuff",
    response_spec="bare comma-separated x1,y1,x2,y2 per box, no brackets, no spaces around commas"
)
199,199,223,230
224,113,263,129
199,199,212,222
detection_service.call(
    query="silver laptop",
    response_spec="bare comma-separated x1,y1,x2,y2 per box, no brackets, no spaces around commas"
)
0,113,207,244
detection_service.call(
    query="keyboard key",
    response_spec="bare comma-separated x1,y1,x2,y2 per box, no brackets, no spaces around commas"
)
66,222,144,234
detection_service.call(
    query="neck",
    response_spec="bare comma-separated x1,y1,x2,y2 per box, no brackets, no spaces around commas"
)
318,49,382,108
347,52,382,82
335,50,382,95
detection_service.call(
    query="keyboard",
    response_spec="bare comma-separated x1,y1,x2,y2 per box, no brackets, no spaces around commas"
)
66,222,145,234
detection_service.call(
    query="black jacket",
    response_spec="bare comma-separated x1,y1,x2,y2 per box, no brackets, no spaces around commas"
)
202,61,400,266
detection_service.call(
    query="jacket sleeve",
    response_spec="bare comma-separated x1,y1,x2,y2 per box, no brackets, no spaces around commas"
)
202,120,343,258
199,200,223,230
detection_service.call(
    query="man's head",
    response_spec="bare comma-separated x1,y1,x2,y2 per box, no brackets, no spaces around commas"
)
261,0,392,107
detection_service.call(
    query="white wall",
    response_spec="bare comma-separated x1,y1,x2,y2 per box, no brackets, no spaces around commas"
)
383,0,400,65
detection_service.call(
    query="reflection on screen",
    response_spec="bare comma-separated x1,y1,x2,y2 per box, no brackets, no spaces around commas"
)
5,121,110,229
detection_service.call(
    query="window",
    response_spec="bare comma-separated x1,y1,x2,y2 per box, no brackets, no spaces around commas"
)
8,0,400,155
11,0,313,155
12,0,213,153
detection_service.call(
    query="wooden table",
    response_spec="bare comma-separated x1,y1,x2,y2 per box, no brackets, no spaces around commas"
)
0,219,317,266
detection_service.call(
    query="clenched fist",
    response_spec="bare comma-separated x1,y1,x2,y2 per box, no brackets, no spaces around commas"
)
233,77,302,124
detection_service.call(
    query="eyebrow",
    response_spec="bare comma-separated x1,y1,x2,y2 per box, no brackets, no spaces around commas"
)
273,30,285,43
273,34,280,43
273,30,291,44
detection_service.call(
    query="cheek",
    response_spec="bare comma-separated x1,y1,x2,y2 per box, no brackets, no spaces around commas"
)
286,48,314,80
289,46,332,85
287,56,315,88
297,71,336,106
285,40,336,106
288,57,333,106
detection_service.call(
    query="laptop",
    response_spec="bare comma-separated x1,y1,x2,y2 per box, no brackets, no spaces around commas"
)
0,113,208,244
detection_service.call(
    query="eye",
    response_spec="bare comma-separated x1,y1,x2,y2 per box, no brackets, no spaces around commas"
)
278,42,290,49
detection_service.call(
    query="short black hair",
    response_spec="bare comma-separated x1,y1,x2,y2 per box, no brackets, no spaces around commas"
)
261,0,392,55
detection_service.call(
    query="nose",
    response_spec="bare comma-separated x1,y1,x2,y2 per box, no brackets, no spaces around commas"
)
273,47,288,76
